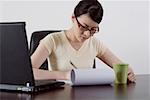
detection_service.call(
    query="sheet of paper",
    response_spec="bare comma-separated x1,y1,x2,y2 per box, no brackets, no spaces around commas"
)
71,68,115,86
57,80,72,85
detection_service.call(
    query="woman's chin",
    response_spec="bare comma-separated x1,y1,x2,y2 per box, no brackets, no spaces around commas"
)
79,38,86,42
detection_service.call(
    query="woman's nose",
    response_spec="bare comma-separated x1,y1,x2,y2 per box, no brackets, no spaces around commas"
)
84,31,91,37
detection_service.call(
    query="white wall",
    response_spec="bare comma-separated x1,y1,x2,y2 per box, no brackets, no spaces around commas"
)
0,0,149,75
149,0,150,74
95,0,149,75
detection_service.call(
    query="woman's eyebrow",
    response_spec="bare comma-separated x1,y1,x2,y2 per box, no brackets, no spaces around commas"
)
83,22,89,27
83,22,98,29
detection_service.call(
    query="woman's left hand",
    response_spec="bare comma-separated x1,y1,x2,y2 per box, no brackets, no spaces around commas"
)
127,67,136,83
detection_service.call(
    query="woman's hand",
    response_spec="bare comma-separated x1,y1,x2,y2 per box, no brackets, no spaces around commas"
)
97,47,136,83
127,67,136,83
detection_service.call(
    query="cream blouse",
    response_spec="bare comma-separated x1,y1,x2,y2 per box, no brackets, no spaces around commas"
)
40,31,106,71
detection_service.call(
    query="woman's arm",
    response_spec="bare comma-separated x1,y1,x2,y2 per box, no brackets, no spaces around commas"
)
33,68,70,80
97,47,136,82
31,43,70,80
31,43,49,69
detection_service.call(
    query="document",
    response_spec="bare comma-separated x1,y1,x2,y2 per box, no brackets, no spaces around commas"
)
71,68,115,86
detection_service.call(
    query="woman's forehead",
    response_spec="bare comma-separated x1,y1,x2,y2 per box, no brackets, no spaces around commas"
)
78,14,99,27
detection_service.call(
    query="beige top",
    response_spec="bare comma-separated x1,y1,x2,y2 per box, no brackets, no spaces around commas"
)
40,31,106,71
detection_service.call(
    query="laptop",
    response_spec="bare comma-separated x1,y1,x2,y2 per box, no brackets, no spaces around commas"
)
0,22,65,93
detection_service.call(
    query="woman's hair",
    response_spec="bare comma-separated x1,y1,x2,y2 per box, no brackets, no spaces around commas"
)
74,0,103,24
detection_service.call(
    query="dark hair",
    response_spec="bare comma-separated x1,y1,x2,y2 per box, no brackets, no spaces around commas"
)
74,0,103,24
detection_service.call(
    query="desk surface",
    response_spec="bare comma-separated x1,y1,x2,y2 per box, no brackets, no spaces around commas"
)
0,75,150,100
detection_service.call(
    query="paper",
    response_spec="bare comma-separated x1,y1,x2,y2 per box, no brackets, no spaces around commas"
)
57,80,72,85
71,68,115,86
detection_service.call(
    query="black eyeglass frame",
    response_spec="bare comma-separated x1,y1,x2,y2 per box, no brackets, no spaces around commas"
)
75,17,99,35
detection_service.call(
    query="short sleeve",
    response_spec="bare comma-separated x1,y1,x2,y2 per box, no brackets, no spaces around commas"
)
92,37,107,57
40,34,55,54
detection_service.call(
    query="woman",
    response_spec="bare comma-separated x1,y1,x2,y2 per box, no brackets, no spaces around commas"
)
31,0,136,82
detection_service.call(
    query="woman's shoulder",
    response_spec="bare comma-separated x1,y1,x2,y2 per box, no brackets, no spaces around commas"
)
41,31,64,44
46,31,63,37
40,31,65,50
46,31,64,39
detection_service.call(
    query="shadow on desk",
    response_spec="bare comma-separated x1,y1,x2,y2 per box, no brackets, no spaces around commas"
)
71,83,136,100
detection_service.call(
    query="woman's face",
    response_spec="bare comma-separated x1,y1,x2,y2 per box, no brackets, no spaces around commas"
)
72,14,99,42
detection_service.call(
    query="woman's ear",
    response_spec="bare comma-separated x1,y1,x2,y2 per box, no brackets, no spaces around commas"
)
71,14,76,23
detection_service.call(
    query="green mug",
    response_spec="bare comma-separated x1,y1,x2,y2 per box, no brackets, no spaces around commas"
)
113,64,128,84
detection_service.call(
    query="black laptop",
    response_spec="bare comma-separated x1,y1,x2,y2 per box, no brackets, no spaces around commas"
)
0,22,65,93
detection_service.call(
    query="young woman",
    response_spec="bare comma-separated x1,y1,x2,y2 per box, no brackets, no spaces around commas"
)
31,0,136,82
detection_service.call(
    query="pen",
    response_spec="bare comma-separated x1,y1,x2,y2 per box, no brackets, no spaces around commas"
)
70,61,77,69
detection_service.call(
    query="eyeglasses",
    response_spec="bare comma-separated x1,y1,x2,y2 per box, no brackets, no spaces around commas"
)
76,17,99,35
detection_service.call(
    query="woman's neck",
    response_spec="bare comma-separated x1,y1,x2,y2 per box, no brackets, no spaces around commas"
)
65,28,81,43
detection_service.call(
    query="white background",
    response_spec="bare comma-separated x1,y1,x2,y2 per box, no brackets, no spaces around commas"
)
0,0,149,75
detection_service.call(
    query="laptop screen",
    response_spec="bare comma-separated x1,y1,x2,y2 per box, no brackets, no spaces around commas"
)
0,22,34,86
